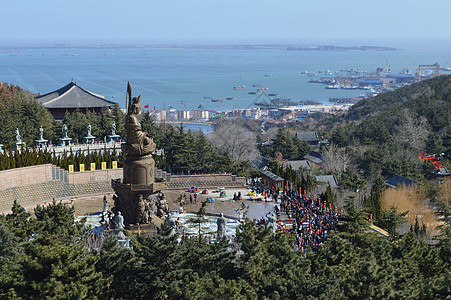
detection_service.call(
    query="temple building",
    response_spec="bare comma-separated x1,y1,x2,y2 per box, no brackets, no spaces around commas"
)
36,81,116,120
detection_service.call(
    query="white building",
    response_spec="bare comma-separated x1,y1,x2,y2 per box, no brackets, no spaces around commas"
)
177,110,191,120
151,110,167,122
192,109,209,120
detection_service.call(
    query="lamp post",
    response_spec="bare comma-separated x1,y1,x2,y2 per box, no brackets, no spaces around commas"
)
356,189,361,207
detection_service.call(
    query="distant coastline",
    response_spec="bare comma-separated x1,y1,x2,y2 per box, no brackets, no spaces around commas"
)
0,43,397,51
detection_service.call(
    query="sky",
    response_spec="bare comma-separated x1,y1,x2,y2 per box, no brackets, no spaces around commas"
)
1,0,451,44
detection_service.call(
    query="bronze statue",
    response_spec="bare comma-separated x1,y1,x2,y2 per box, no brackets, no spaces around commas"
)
123,83,155,156
111,82,167,227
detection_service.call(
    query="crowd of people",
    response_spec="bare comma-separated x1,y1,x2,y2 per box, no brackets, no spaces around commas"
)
277,188,339,252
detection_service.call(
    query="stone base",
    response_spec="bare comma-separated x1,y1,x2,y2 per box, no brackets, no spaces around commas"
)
123,154,155,185
112,190,169,226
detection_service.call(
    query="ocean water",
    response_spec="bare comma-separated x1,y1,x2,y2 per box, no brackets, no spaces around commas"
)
0,42,450,111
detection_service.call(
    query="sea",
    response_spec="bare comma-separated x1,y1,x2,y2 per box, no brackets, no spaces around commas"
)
0,40,450,112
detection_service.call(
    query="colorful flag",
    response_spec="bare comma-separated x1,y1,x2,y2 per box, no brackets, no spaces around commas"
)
112,161,117,169
79,164,85,172
144,104,149,109
90,163,96,171
101,162,107,170
68,165,74,173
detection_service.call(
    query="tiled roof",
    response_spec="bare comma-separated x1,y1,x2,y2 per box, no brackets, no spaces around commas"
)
303,151,324,164
36,82,116,109
260,170,284,181
384,175,417,188
315,175,338,188
288,160,312,171
296,131,321,142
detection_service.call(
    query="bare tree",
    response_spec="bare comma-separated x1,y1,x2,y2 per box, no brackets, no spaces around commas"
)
209,121,261,163
322,144,354,173
392,108,429,150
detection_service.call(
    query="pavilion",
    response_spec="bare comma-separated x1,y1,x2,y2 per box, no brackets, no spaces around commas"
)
36,81,116,120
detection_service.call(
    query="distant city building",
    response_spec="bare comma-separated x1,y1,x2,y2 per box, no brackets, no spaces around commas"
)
168,107,178,120
177,110,191,120
35,81,116,120
192,109,209,120
152,110,167,122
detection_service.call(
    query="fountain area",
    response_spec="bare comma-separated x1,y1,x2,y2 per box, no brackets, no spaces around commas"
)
168,212,241,243
74,187,277,245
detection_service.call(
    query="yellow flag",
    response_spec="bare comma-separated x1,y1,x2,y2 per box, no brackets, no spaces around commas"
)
112,161,117,169
69,165,74,173
101,162,107,170
90,163,96,171
80,164,85,172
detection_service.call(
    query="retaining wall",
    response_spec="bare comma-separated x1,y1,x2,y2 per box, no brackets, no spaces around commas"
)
0,164,247,211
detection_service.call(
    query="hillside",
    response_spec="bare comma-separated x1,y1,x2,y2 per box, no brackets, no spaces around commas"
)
345,75,451,133
321,75,450,157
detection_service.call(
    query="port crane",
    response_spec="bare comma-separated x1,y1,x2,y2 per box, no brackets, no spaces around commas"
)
416,63,440,81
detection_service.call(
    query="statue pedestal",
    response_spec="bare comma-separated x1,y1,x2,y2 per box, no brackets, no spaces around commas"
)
112,154,167,226
59,138,72,146
35,139,48,148
16,142,26,151
107,134,120,143
83,136,95,144
123,154,155,185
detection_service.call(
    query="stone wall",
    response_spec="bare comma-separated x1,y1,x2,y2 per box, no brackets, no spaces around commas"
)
166,173,247,189
68,169,122,185
0,164,53,190
0,164,247,211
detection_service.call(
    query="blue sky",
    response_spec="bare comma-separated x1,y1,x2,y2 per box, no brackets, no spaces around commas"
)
2,0,450,44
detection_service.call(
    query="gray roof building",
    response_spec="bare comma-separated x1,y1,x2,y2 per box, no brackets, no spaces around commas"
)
288,160,312,172
315,175,339,188
296,131,322,142
435,167,451,177
303,151,324,165
260,170,284,189
36,82,116,120
384,175,417,188
296,131,329,148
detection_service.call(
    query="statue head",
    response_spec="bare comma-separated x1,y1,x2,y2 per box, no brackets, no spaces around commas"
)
130,95,142,114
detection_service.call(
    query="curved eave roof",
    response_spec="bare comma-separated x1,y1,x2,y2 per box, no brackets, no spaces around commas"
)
36,82,116,109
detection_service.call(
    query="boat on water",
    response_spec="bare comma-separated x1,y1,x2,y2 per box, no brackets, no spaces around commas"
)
252,84,262,87
341,85,358,90
250,87,269,95
211,98,224,102
233,85,245,90
226,97,236,100
264,74,272,77
268,93,280,97
326,84,341,89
